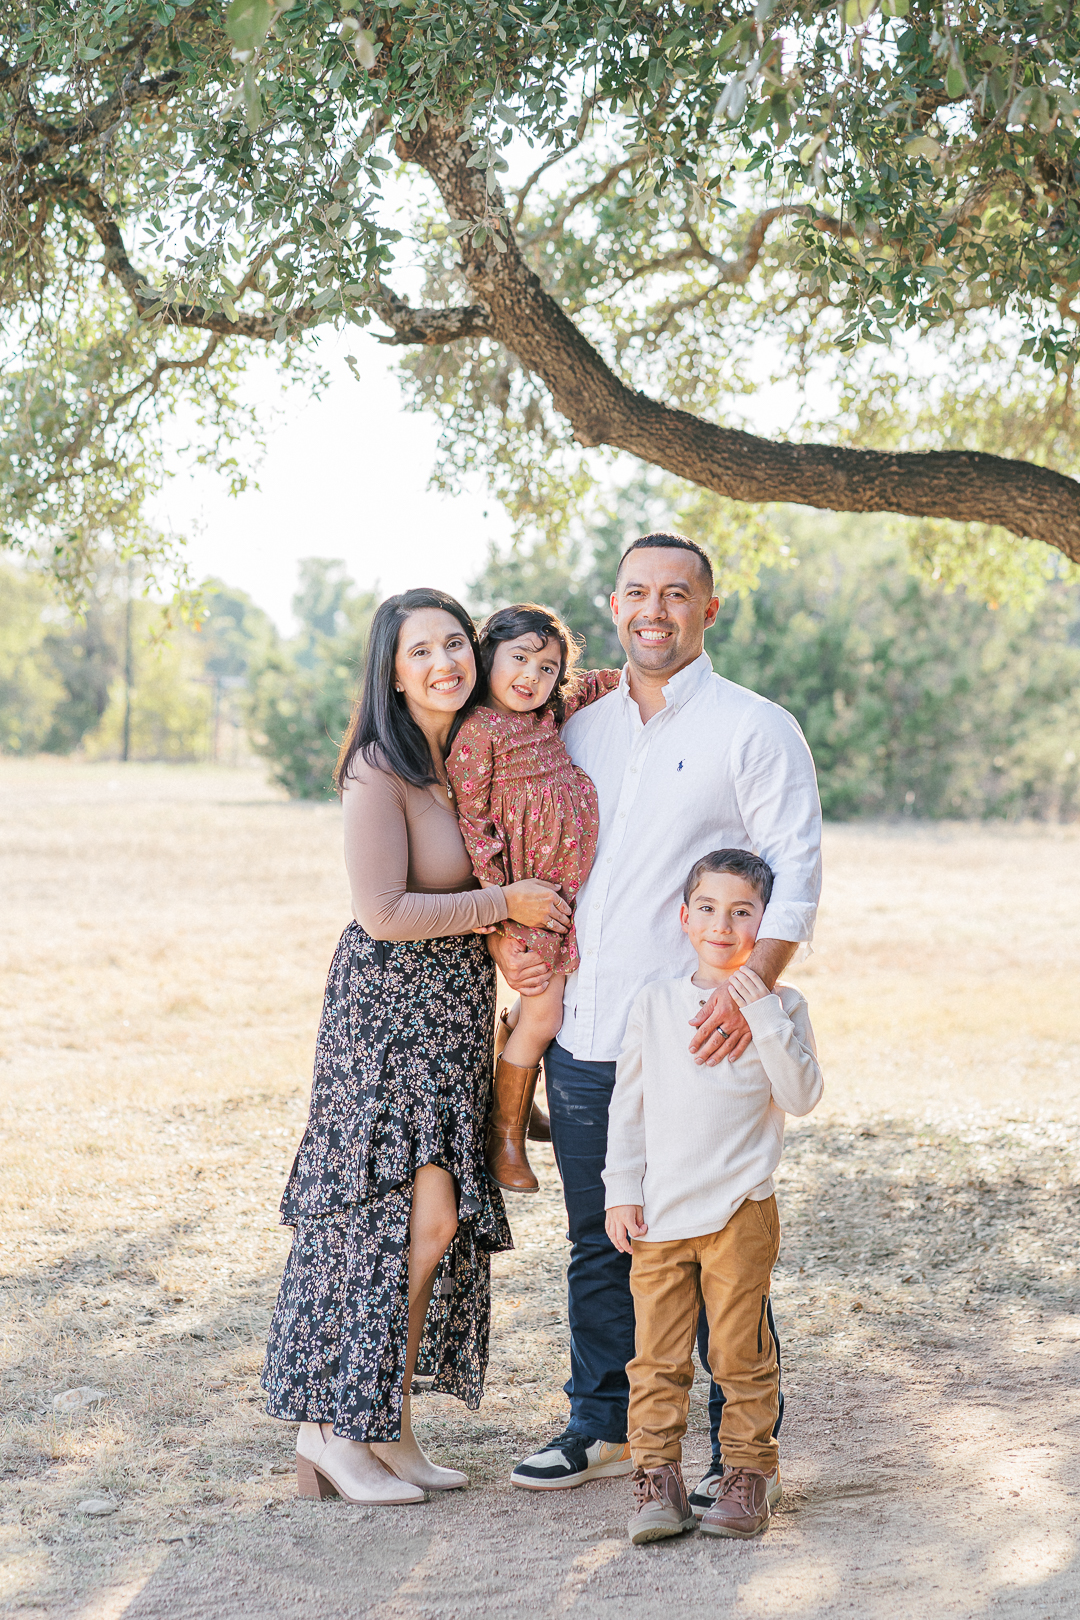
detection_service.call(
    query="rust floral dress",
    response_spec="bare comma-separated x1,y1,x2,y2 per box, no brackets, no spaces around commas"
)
446,669,622,974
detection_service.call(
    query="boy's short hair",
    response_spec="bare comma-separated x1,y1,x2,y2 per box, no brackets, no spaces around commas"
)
682,848,775,907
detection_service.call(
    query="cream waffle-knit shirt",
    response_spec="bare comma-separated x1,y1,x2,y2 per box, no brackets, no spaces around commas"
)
602,977,823,1243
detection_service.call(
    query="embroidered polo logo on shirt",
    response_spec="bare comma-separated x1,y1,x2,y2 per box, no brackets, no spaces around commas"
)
677,760,685,771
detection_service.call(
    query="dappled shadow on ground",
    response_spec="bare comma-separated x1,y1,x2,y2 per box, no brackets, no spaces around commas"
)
4,1115,1079,1619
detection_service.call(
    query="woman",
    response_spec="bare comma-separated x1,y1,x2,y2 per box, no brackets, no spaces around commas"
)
262,588,570,1506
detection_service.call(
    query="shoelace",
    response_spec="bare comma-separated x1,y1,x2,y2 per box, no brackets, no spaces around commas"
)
539,1429,588,1455
633,1468,672,1508
712,1468,760,1509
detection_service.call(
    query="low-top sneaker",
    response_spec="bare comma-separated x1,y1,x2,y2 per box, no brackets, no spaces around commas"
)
690,1461,782,1518
510,1429,632,1490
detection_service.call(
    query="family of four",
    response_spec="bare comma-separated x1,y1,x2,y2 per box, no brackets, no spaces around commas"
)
261,530,824,1545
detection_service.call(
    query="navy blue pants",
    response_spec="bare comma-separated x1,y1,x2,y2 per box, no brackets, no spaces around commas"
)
545,1039,784,1456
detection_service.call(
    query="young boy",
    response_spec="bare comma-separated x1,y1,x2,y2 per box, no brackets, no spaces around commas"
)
603,848,823,1545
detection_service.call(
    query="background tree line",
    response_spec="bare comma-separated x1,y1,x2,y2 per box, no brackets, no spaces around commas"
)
3,506,1077,821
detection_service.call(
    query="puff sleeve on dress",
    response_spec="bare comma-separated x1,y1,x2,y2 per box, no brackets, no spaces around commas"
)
562,667,622,721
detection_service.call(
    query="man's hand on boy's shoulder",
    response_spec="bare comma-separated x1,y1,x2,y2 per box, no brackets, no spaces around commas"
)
689,938,797,1066
605,1205,647,1255
688,982,752,1067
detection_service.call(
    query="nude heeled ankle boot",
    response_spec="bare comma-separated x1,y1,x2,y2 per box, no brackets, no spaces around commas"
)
295,1422,425,1506
486,1055,541,1193
494,1006,551,1144
370,1397,469,1491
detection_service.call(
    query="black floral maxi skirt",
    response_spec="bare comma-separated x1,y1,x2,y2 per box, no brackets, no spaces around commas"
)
261,922,512,1441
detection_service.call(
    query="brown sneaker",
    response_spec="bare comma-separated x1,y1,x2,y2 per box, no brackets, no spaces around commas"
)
627,1463,697,1545
698,1466,772,1539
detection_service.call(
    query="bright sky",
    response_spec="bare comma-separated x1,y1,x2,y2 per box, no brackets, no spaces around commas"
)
144,148,821,637
152,326,515,633
152,321,812,635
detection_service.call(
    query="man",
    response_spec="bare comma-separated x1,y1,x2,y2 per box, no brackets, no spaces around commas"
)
486,532,822,1505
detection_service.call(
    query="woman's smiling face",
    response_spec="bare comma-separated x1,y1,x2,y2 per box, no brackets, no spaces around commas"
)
393,608,477,723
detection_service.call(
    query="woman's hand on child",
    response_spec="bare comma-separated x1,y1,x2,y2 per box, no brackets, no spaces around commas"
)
605,1206,647,1254
504,878,572,933
727,967,770,1007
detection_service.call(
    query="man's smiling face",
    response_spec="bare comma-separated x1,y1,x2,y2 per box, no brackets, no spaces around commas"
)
611,544,719,678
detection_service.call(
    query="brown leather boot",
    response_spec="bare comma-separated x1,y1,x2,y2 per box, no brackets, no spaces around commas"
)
627,1463,696,1544
494,1006,551,1143
494,1005,514,1063
486,1057,541,1192
527,1085,551,1143
698,1466,772,1538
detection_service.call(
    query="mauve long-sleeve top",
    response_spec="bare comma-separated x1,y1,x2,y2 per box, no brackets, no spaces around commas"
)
342,754,509,942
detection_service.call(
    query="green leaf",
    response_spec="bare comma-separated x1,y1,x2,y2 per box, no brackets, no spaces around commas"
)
945,66,966,99
712,21,748,58
844,0,877,25
225,0,273,52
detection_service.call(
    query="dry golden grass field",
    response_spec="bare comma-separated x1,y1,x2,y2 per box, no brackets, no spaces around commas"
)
1,757,1079,1620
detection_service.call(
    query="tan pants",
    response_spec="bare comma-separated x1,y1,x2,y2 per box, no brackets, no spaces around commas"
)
627,1195,781,1473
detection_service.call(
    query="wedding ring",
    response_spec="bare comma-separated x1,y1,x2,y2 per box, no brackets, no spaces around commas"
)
718,1028,729,1039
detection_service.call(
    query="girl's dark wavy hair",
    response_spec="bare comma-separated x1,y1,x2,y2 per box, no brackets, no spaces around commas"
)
477,602,583,725
333,588,486,792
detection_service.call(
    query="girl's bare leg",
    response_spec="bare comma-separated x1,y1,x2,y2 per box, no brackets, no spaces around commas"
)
502,974,565,1068
370,1164,469,1489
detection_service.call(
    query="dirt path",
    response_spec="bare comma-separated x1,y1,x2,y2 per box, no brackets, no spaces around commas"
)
2,761,1078,1618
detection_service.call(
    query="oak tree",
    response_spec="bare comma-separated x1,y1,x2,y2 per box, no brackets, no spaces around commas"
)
5,0,1080,594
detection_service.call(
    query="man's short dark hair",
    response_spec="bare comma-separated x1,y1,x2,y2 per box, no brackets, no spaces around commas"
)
616,531,714,594
682,848,775,907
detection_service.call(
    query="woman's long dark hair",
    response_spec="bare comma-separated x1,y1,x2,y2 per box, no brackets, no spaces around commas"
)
478,602,583,725
333,588,486,792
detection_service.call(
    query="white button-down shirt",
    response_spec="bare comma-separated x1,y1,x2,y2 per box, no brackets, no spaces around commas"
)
559,652,822,1062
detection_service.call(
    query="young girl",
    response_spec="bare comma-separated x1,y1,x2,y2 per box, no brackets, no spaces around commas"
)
447,604,620,1193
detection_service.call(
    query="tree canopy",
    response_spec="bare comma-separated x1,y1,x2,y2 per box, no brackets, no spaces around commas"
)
5,0,1080,595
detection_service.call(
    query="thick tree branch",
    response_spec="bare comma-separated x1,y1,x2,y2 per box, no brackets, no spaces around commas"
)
395,118,1080,565
36,177,311,339
12,67,182,169
373,282,492,346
